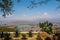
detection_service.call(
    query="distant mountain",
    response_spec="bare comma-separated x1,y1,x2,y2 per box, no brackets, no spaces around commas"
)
36,18,60,23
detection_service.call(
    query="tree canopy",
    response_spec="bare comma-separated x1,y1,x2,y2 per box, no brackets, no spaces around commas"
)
39,21,53,34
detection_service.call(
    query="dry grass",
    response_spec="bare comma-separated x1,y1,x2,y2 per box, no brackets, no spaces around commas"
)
9,32,53,40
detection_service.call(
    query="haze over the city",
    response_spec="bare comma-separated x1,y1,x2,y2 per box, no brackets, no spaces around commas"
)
0,0,60,23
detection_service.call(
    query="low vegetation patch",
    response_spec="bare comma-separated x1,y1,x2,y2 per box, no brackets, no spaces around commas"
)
0,26,15,32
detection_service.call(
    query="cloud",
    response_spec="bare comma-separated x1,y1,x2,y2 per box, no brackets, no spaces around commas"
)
16,12,52,21
23,14,26,17
40,12,51,18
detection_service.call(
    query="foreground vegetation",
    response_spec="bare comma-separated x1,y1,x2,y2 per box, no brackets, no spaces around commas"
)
0,31,60,40
0,21,59,40
0,31,59,40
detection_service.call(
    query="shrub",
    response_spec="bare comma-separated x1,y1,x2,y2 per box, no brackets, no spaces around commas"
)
0,32,4,38
22,33,26,38
14,30,20,37
4,32,11,40
29,30,33,37
21,33,27,40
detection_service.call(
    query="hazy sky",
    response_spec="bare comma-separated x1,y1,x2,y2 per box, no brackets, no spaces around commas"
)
0,0,60,22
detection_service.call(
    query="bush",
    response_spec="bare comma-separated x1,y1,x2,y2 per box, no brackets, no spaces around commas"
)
0,32,4,38
29,30,33,37
21,33,27,40
22,33,26,38
14,30,20,37
4,32,11,40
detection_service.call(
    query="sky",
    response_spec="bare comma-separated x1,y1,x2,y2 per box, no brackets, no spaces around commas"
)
0,0,60,22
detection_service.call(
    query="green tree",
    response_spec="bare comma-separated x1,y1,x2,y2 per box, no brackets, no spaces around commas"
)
0,0,13,17
39,21,53,34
